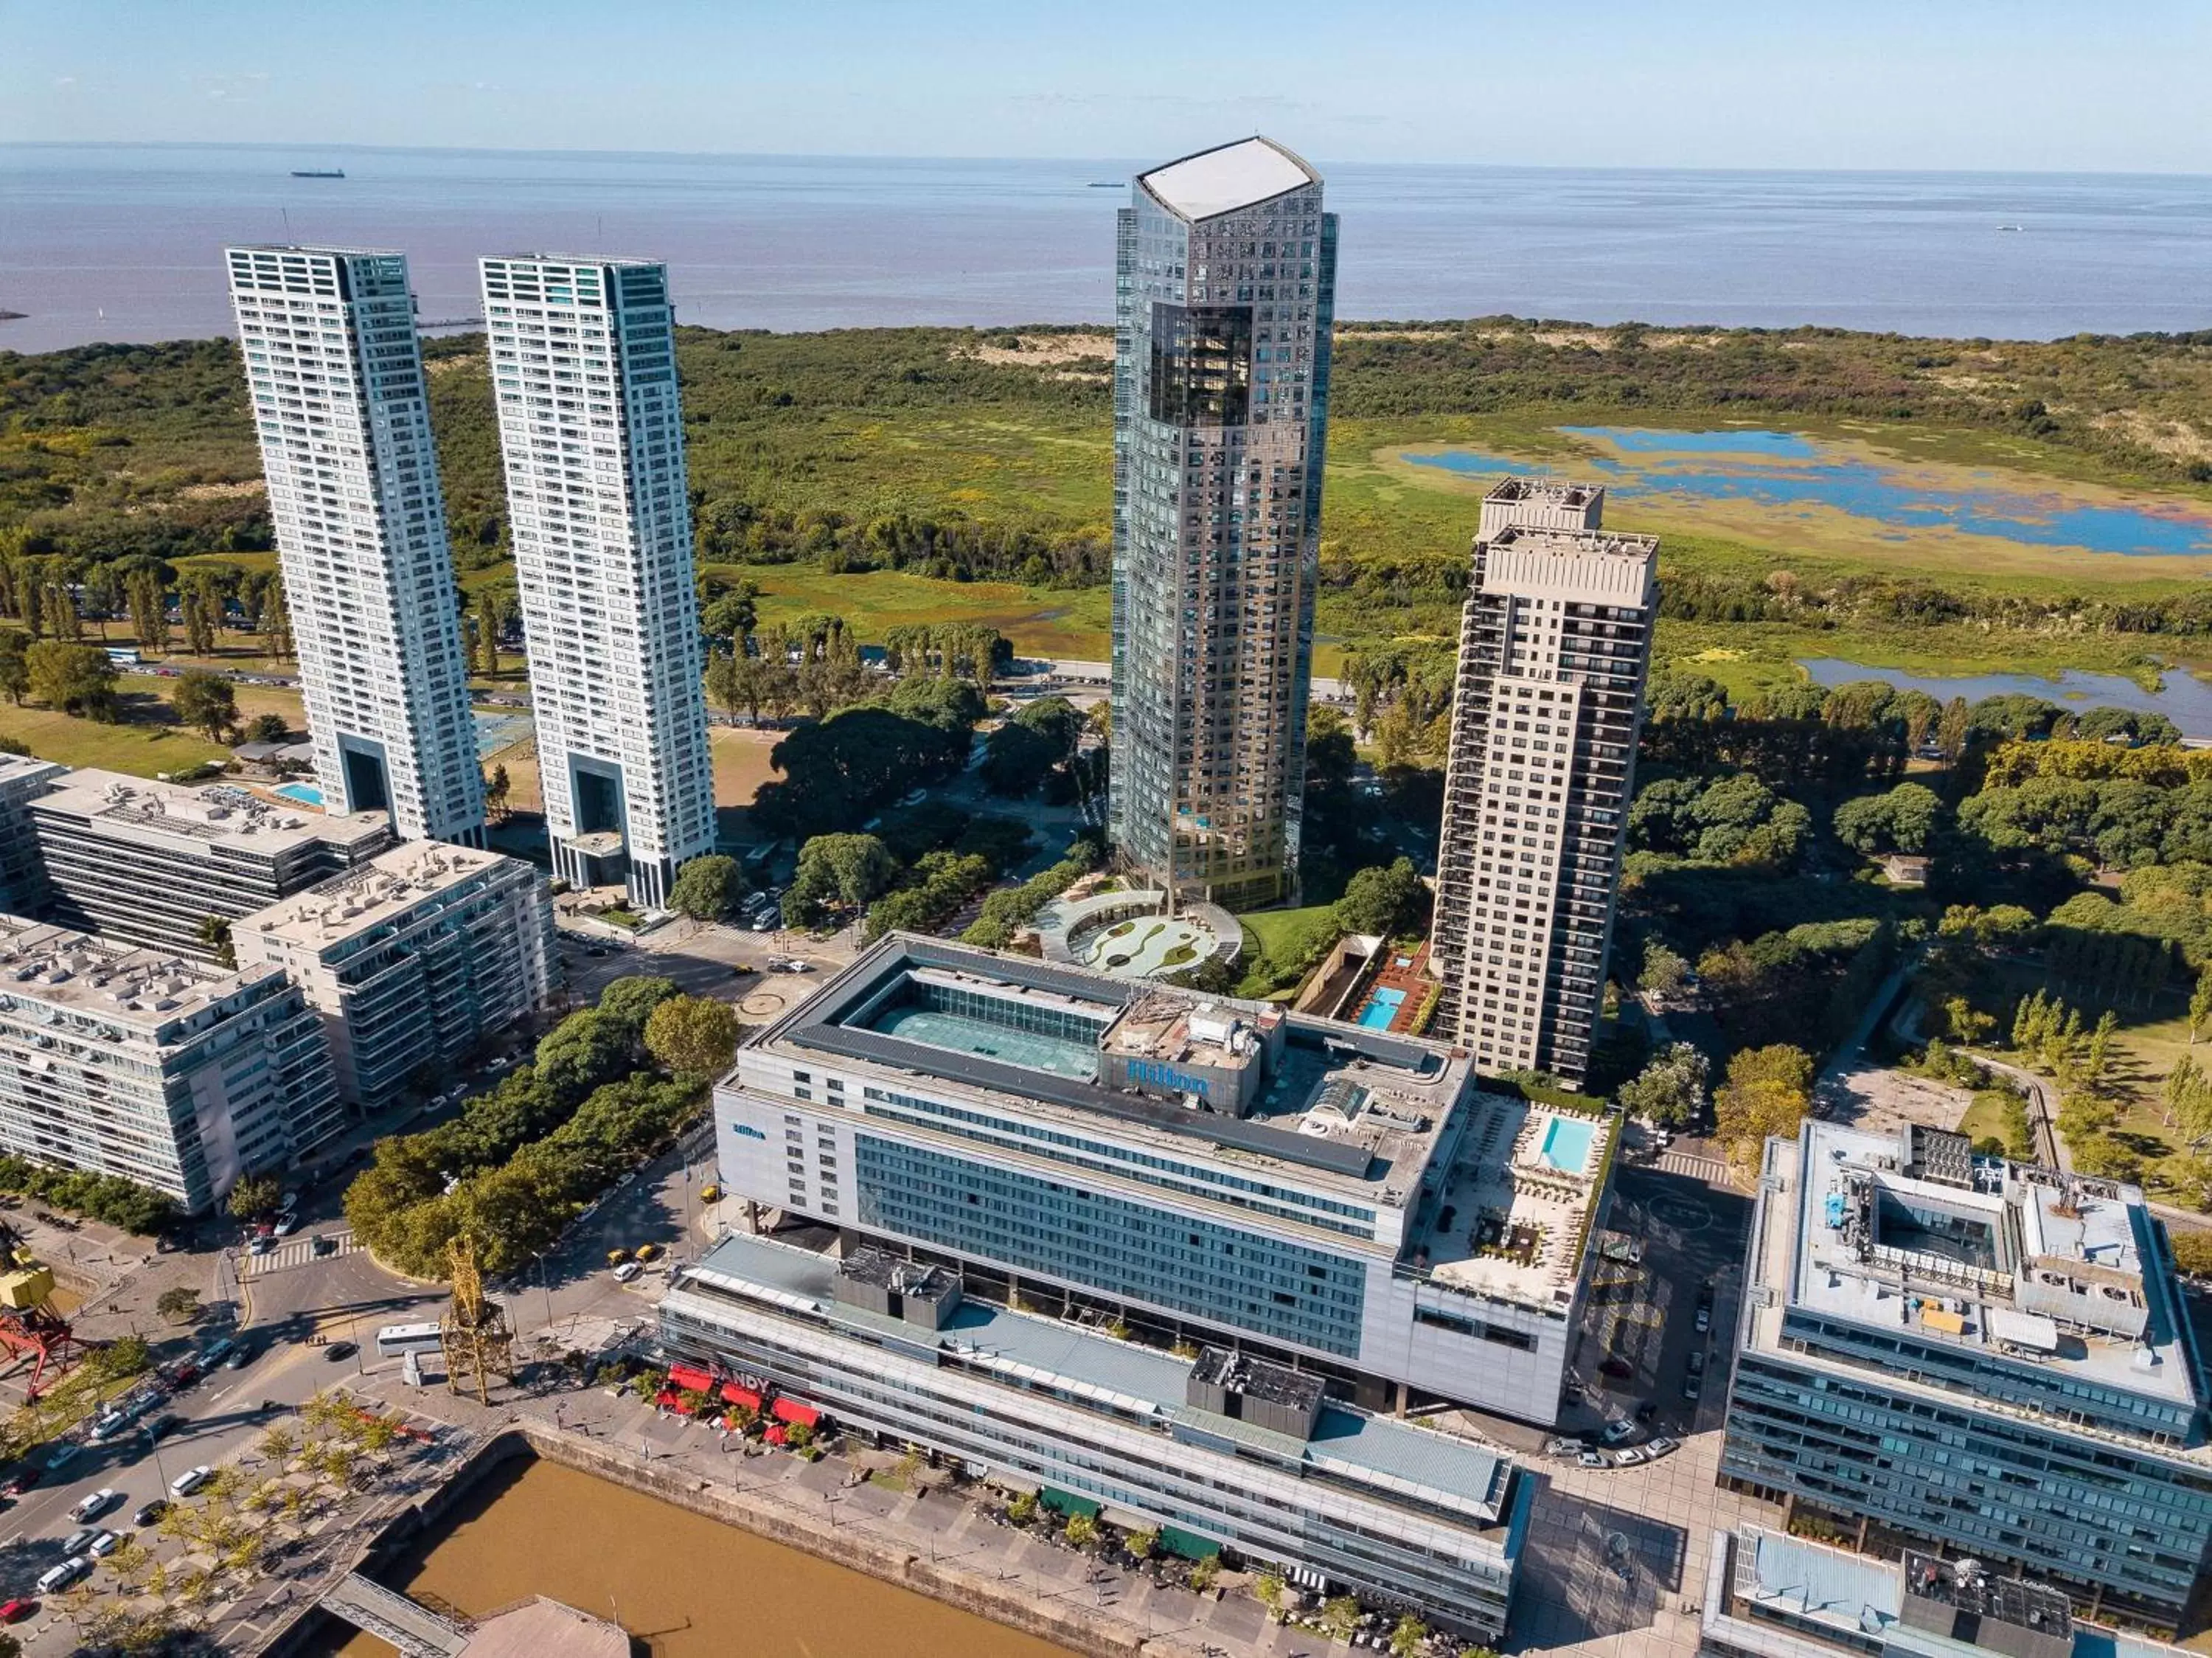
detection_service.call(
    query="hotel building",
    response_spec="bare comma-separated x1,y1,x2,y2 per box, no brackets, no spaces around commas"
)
479,255,714,908
30,771,391,962
1721,1120,2212,1634
655,935,1624,1634
234,842,556,1110
1427,480,1657,1082
0,917,342,1213
1108,137,1335,910
224,245,486,843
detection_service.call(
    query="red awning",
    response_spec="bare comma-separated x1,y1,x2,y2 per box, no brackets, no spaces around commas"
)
762,1424,787,1445
666,1364,714,1393
653,1389,681,1409
720,1383,762,1410
770,1397,819,1428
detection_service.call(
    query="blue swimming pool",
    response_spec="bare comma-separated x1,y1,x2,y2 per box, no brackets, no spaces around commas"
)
1356,987,1407,1030
273,783,324,808
1537,1115,1598,1174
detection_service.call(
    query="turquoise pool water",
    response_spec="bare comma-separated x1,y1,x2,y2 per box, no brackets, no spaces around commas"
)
1401,427,2212,558
273,783,324,808
1356,987,1407,1030
1537,1115,1598,1174
870,1005,1098,1081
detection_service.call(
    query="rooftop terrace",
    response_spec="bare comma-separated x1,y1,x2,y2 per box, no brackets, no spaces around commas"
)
32,769,388,856
0,915,277,1030
243,842,523,948
1756,1120,2206,1420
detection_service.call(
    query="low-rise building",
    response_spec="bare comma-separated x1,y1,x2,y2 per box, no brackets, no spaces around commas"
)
234,842,556,1109
1699,1524,2194,1658
0,916,342,1212
0,756,65,916
658,1232,1534,1642
29,769,391,961
1722,1120,2212,1634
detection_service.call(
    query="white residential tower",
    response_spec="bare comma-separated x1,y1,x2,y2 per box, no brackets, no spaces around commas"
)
224,246,486,844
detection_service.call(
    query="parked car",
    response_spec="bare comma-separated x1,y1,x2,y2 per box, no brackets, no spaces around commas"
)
150,1414,186,1440
1575,1450,1607,1469
133,1499,170,1528
170,1466,214,1498
198,1339,234,1369
311,1235,338,1257
613,1262,643,1284
1682,1374,1703,1401
69,1488,118,1523
1646,1437,1680,1460
86,1530,120,1558
633,1243,662,1263
63,1527,100,1557
1600,1420,1639,1446
165,1360,201,1388
605,1247,631,1266
224,1343,253,1370
1543,1435,1585,1457
1598,1357,1632,1380
44,1443,83,1472
1687,1350,1707,1378
35,1558,86,1596
248,1235,276,1256
1613,1447,1649,1467
1693,1305,1712,1335
274,1215,299,1238
0,1598,33,1623
324,1341,357,1363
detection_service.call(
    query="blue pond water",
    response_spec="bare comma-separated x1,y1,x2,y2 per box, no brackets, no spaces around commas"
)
1798,659,2212,739
1357,987,1408,1030
1403,427,2212,558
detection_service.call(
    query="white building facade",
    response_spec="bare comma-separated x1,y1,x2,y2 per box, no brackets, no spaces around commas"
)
479,255,714,909
224,246,486,844
1429,482,1657,1083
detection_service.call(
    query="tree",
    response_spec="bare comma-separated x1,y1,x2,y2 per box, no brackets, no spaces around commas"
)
1256,1572,1288,1623
785,833,899,927
1638,940,1689,996
2171,1228,2212,1278
2191,967,2212,1046
197,914,235,968
171,670,237,740
1390,1614,1429,1657
1618,1043,1710,1127
668,854,745,922
1334,857,1426,937
227,1173,280,1221
1833,782,1944,854
1714,1044,1815,1173
1320,1598,1362,1642
155,1285,202,1325
595,975,681,1047
644,994,742,1078
1943,996,1995,1046
245,710,288,743
1126,1527,1158,1561
533,1011,632,1106
1062,1510,1099,1548
0,628,26,706
24,641,119,720
484,763,511,822
701,587,758,646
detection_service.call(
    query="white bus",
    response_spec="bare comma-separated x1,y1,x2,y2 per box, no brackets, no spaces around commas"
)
375,1322,443,1358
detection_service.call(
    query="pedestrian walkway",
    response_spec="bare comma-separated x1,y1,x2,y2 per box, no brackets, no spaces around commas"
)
244,1230,360,1276
319,1572,469,1658
1655,1150,1729,1184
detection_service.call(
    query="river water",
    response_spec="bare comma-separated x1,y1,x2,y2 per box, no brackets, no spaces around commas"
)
321,1458,1071,1658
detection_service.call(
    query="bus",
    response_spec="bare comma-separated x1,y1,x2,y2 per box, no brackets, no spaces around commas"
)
375,1322,443,1358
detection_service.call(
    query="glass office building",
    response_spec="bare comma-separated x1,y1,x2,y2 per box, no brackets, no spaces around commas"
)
1721,1120,2212,1634
1108,138,1336,909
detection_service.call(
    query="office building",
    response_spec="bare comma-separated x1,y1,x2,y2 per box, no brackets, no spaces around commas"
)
703,935,1613,1415
1107,137,1335,910
1722,1120,2212,1634
1427,481,1657,1082
479,254,714,909
1698,1525,2194,1658
0,917,342,1213
224,245,486,843
659,1235,1533,1641
0,756,64,915
30,770,391,962
234,842,556,1110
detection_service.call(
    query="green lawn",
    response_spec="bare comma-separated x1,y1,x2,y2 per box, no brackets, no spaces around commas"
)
709,564,1115,662
1242,904,1339,960
0,676,307,779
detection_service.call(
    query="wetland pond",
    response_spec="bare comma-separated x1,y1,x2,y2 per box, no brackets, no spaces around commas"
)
320,1457,1071,1658
1795,659,2212,738
1402,427,2212,558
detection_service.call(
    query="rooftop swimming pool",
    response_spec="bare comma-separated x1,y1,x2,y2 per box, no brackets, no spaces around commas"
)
1355,986,1407,1030
1536,1115,1598,1176
273,783,324,808
869,1005,1099,1081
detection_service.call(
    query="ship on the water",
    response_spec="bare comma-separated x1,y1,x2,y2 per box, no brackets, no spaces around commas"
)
291,168,345,178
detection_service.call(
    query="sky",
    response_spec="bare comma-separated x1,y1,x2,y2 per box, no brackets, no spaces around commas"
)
5,0,2210,174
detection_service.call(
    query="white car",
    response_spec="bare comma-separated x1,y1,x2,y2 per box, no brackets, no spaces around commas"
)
1600,1419,1639,1445
36,1558,88,1595
1613,1446,1649,1467
777,960,812,974
86,1529,121,1558
613,1261,643,1283
170,1466,213,1498
274,1215,299,1237
69,1488,118,1523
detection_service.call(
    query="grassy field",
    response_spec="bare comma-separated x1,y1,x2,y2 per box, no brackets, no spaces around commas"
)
0,676,305,777
710,564,1115,662
1242,903,1337,960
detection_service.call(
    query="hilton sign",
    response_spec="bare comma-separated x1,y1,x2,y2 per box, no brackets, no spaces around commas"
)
1126,1058,1212,1100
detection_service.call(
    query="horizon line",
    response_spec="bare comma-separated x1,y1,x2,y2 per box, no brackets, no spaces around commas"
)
3,137,2209,182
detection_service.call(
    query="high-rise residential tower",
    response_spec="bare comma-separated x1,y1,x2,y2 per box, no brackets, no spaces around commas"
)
479,256,714,908
1428,480,1656,1083
224,246,486,844
1108,138,1335,911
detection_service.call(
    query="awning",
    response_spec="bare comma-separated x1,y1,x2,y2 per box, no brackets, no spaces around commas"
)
1040,1488,1102,1520
762,1424,788,1446
667,1363,714,1393
1158,1525,1221,1561
770,1397,819,1428
720,1382,762,1410
653,1389,681,1410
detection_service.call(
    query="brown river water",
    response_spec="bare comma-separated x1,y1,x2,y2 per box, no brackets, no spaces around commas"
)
323,1457,1072,1658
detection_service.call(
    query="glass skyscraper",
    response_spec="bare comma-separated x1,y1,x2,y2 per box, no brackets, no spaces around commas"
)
1108,138,1336,910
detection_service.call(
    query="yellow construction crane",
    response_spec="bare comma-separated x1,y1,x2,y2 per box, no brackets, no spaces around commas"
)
439,1233,515,1404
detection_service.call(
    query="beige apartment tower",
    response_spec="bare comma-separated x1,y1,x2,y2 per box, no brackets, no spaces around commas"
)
1429,480,1656,1083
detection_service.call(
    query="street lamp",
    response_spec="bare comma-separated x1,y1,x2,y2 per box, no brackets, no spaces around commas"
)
142,1424,170,1494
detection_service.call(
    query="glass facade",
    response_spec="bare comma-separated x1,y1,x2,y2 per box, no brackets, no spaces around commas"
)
855,1134,1367,1354
1108,139,1336,910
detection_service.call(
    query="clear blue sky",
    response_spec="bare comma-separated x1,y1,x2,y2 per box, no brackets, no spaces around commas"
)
6,0,2207,173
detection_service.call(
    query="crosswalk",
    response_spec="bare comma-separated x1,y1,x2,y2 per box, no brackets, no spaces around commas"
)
243,1229,361,1275
1655,1150,1731,1184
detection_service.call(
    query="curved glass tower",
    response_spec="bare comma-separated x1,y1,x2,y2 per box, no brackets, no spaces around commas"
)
1107,138,1336,911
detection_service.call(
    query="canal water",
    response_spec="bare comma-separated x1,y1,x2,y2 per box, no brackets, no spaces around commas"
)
322,1457,1071,1658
